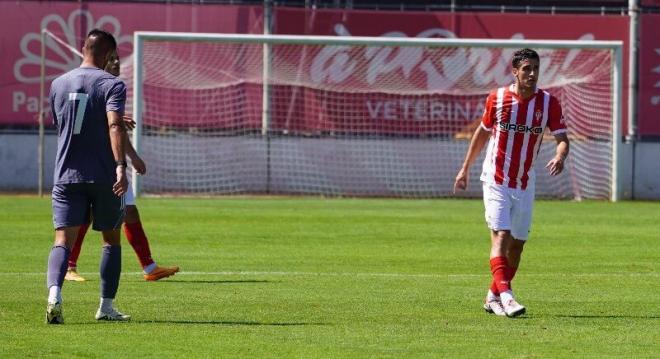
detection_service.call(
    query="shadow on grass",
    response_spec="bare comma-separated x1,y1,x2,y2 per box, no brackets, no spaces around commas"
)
133,319,329,326
548,314,660,319
156,279,274,284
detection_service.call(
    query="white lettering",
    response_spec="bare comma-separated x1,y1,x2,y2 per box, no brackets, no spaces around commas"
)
365,99,482,122
12,91,26,111
383,101,397,120
310,45,356,84
12,91,40,113
414,100,427,121
311,24,598,92
366,100,382,119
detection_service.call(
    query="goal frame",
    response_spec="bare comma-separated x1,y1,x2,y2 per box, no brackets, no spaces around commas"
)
132,31,624,201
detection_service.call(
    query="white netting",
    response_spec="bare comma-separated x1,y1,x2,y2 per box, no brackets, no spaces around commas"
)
135,36,616,199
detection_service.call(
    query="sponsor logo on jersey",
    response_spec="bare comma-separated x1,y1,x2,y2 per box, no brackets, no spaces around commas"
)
499,122,543,134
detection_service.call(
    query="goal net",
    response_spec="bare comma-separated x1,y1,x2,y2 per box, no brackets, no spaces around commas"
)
133,32,623,200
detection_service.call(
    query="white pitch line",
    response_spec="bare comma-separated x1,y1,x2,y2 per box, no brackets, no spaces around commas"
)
0,271,657,279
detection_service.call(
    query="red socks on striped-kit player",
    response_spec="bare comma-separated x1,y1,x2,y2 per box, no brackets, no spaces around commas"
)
489,256,513,295
489,264,518,296
123,221,155,269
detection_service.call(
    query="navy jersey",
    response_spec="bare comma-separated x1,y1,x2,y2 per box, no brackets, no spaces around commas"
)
49,67,126,185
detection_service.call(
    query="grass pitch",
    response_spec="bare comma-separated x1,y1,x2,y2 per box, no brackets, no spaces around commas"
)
0,196,658,358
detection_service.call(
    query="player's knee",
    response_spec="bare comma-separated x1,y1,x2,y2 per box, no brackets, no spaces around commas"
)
124,205,140,223
509,238,525,254
101,229,121,246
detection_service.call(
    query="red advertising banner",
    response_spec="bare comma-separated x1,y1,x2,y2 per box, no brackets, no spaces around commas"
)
0,1,263,126
5,4,653,135
639,14,660,136
274,8,631,136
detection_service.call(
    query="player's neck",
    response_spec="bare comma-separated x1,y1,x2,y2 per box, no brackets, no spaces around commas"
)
512,83,535,100
80,57,103,70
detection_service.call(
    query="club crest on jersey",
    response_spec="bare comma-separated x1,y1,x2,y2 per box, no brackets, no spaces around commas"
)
499,122,543,134
534,109,543,121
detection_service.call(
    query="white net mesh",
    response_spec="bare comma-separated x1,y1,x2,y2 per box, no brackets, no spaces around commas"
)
136,36,615,199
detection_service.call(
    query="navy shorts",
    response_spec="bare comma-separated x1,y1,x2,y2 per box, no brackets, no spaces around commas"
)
52,183,125,231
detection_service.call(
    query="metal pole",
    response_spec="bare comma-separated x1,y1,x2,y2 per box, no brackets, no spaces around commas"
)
132,33,143,198
263,0,273,193
612,45,624,202
627,0,639,140
38,29,47,197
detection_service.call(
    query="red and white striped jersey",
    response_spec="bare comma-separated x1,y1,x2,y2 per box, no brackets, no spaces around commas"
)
480,85,567,190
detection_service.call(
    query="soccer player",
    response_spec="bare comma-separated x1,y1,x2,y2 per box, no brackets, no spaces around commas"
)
46,29,131,323
453,48,569,318
64,49,179,283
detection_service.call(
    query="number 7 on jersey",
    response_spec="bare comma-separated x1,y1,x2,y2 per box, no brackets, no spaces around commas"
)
68,92,89,135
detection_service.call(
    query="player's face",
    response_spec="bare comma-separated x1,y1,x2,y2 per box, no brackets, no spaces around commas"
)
104,50,120,76
512,58,539,90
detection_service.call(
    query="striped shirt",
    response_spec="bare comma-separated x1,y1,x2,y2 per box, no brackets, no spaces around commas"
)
480,85,567,190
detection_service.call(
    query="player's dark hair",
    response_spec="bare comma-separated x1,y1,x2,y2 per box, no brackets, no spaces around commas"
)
84,29,117,58
512,48,539,69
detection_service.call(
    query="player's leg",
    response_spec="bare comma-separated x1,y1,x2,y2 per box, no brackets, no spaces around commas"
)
499,185,534,316
123,186,179,281
91,185,130,321
47,184,88,324
481,182,511,316
65,221,90,282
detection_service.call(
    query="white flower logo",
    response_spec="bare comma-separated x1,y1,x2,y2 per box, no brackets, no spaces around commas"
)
14,9,132,84
652,48,660,106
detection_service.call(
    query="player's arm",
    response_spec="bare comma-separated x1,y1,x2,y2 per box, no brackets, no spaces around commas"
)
545,96,570,176
545,132,569,176
120,114,146,175
108,110,128,196
454,93,495,193
454,126,490,192
124,137,146,175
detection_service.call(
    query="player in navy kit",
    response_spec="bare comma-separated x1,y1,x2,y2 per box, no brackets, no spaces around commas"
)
64,48,179,283
46,29,131,323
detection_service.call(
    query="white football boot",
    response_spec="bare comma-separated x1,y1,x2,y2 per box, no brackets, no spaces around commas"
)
46,302,64,324
95,308,131,321
502,298,526,318
483,297,506,316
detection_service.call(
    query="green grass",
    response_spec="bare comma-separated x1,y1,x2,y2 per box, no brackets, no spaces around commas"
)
0,196,658,358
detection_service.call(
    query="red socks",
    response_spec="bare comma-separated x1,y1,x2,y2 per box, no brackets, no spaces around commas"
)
489,265,518,295
489,256,513,294
68,222,90,268
124,221,154,269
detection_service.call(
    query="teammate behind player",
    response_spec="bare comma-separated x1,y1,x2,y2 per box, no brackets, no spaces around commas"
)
453,48,569,318
46,29,131,323
64,49,179,283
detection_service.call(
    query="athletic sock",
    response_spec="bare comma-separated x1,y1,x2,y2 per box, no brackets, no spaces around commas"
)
489,256,511,294
489,265,518,296
124,221,155,269
486,290,498,301
100,297,114,313
100,245,121,300
47,246,70,301
143,262,158,274
48,286,62,304
68,223,90,269
500,290,514,304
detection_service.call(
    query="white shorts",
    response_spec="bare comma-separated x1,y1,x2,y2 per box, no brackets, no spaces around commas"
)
482,181,535,240
125,180,135,206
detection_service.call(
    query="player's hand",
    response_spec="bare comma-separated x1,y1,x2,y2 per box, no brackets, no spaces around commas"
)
113,166,128,196
454,168,468,193
545,156,565,176
131,155,147,175
122,115,136,130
